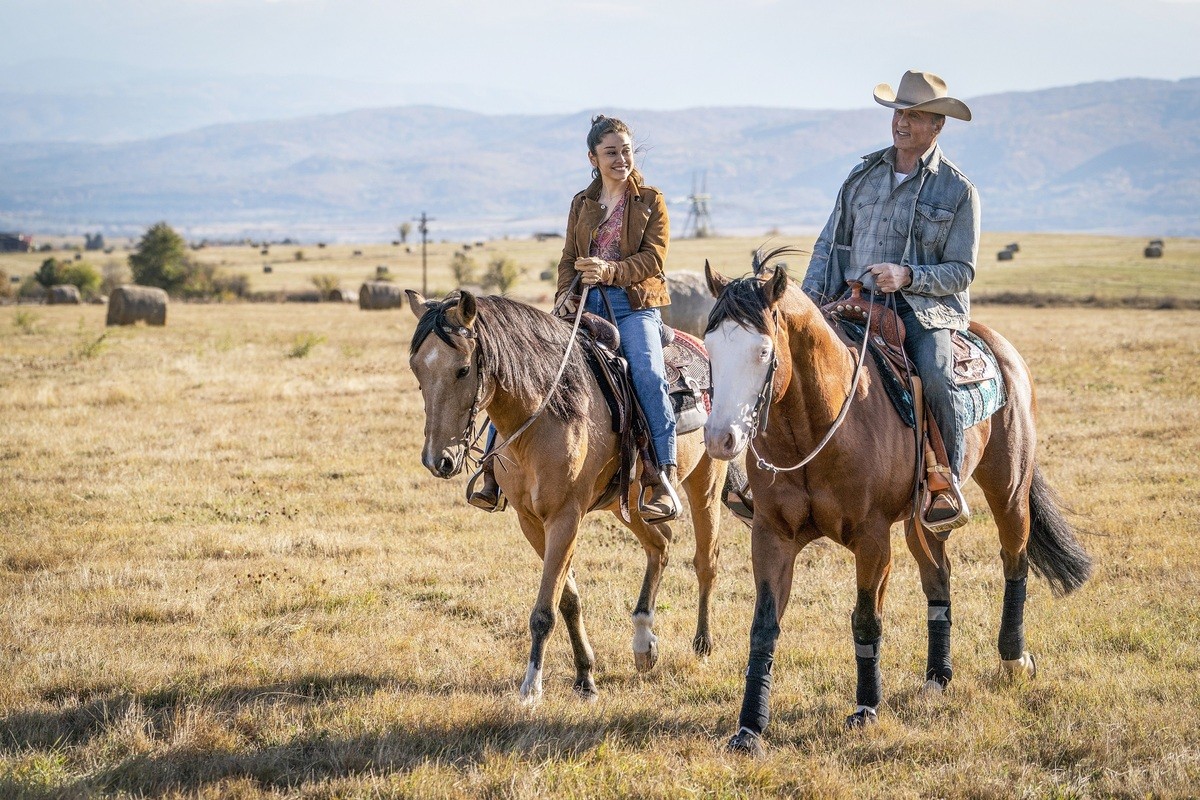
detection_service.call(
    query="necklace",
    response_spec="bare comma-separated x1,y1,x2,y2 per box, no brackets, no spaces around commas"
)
599,189,625,209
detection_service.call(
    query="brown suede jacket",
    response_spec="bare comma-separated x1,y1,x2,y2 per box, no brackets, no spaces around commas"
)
555,175,671,310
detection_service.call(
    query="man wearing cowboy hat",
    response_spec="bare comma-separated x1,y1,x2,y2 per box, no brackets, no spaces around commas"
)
802,70,980,536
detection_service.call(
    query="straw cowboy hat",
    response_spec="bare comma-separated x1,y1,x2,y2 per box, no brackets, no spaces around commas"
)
873,71,972,121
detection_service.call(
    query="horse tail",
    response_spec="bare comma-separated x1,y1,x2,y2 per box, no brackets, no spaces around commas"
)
1027,463,1093,596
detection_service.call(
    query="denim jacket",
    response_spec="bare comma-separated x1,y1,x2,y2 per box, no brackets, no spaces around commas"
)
802,144,980,331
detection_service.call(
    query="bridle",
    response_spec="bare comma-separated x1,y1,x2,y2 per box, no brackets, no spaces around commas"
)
425,281,592,481
745,297,874,475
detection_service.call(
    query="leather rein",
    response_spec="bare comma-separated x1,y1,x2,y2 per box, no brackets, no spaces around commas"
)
746,295,874,475
462,278,592,475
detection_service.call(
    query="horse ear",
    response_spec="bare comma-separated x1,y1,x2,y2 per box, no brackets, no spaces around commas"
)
763,263,789,305
704,260,729,298
456,290,478,328
405,290,428,319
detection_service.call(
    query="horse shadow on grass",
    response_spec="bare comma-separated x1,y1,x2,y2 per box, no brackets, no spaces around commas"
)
0,672,686,797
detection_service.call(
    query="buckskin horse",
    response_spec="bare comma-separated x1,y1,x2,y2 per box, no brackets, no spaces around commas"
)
701,252,1092,753
406,289,728,702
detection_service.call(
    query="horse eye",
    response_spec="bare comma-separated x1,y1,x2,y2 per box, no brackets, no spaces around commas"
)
456,365,470,379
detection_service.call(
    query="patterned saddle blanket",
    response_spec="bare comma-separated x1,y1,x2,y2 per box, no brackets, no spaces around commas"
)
838,319,1007,430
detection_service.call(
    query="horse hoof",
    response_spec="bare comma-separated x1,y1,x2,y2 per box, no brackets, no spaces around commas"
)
920,679,946,697
1000,651,1037,682
634,639,659,672
726,727,764,757
692,633,713,659
573,678,599,702
845,707,878,730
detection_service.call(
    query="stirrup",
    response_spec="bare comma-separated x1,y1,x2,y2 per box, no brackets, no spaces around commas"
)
638,473,680,524
921,482,969,539
465,466,507,513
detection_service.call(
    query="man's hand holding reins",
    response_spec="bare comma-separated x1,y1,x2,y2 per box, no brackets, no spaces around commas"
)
867,262,913,293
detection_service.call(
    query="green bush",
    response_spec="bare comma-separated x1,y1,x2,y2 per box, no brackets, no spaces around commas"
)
35,258,63,288
0,268,12,299
482,256,522,294
311,275,341,299
18,276,46,300
129,222,190,293
179,261,250,300
450,251,479,286
101,261,132,296
60,262,102,299
288,332,325,359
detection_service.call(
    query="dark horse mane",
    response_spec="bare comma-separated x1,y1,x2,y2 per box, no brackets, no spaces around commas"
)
704,246,805,336
410,293,591,423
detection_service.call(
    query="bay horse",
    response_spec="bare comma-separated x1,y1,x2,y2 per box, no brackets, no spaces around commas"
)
406,289,729,702
701,254,1092,752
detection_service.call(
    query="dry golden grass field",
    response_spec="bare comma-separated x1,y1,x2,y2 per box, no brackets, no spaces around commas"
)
1,234,1199,798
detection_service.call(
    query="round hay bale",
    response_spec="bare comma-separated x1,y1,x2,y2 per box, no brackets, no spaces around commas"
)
1005,242,1020,252
358,281,405,310
106,284,167,325
47,284,82,304
1148,239,1164,247
1144,245,1163,258
659,270,716,338
997,250,1014,261
329,288,358,303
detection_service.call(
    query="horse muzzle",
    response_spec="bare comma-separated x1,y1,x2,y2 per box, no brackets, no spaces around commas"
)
704,418,749,461
422,446,466,478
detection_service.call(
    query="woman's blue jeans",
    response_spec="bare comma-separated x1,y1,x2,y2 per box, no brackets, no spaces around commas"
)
585,286,677,468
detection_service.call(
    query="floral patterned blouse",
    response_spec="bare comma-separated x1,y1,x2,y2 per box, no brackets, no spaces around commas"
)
589,192,627,262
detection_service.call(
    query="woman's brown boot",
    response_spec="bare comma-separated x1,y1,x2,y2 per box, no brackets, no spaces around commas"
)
468,460,506,512
640,465,680,524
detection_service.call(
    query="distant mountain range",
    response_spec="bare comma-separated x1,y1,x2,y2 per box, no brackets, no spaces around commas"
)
1,76,1197,239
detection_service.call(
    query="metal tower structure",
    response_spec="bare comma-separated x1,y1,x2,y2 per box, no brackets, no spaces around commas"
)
682,171,715,239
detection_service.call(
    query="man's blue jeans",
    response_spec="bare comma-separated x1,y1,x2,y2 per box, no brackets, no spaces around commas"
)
585,286,677,468
897,305,962,480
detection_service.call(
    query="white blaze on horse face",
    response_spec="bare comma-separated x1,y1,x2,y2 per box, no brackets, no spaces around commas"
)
409,335,477,478
704,320,773,461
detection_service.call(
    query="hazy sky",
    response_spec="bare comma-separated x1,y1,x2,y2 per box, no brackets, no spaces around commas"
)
4,0,1199,111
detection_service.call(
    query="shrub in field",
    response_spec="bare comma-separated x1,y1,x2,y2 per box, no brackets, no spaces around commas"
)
18,276,46,301
35,257,101,298
75,331,110,359
311,274,341,300
450,251,479,287
180,261,249,300
101,261,132,296
60,262,102,299
12,310,39,333
34,257,63,288
129,222,190,293
0,268,11,299
288,332,325,358
482,255,522,294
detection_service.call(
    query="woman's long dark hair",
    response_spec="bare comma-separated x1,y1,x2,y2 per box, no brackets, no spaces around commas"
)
588,114,645,185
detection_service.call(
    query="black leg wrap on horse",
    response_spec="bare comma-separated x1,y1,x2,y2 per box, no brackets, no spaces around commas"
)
998,577,1027,661
738,653,774,735
926,601,953,686
737,588,780,735
854,637,882,709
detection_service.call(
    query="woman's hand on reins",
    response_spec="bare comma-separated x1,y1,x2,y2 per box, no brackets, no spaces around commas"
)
575,257,615,286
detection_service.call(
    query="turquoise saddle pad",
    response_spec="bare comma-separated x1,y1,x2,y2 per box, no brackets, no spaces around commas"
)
839,322,1007,430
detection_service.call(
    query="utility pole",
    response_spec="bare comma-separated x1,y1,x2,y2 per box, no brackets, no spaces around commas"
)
414,212,434,296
